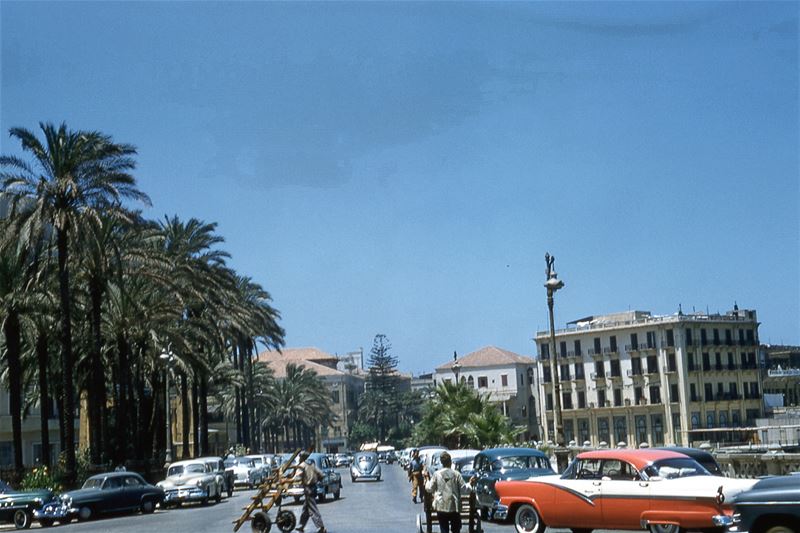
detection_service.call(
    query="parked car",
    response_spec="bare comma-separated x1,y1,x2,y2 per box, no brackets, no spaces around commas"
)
494,449,758,533
285,453,342,502
453,456,477,478
418,446,448,474
34,472,163,526
244,454,274,481
657,446,724,476
334,453,351,468
198,456,235,497
224,456,262,489
430,449,479,476
714,475,800,533
350,451,382,482
157,459,222,507
472,447,554,520
0,479,53,530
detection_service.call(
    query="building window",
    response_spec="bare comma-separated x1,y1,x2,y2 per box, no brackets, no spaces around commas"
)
559,341,567,359
635,386,643,404
635,415,648,444
598,418,610,444
613,416,627,444
631,357,642,375
667,352,677,372
729,382,738,399
542,367,551,383
688,353,695,371
647,355,658,374
564,420,574,443
715,352,722,371
704,383,713,402
610,359,621,377
670,384,679,403
630,333,638,349
706,412,716,429
610,336,618,352
560,364,570,381
332,390,340,404
719,411,729,427
613,388,622,407
595,360,604,377
702,353,711,371
732,410,741,426
691,412,701,429
501,374,508,387
0,442,11,467
598,389,607,407
672,413,681,443
574,363,585,380
593,337,601,354
700,329,708,346
650,414,664,445
577,391,586,409
685,328,693,346
666,329,675,347
574,340,582,356
540,343,549,359
477,376,488,388
467,375,475,388
649,386,661,404
33,443,56,465
545,394,553,411
563,392,573,410
646,331,656,348
578,419,590,443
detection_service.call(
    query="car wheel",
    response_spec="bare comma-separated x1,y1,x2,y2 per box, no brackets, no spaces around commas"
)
318,492,326,502
762,526,797,533
351,475,356,482
649,525,682,533
13,508,32,529
514,503,545,533
77,505,93,521
251,511,272,533
215,486,222,503
334,485,341,500
480,507,489,521
228,484,233,498
202,489,209,506
39,518,54,528
141,499,155,514
275,510,296,532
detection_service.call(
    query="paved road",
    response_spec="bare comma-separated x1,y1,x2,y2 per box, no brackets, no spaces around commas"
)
0,464,591,533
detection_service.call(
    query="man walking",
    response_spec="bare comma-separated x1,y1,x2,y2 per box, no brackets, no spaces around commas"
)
408,449,424,503
423,452,475,533
294,451,327,533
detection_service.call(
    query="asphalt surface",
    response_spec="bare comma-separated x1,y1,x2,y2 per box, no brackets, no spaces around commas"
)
0,463,591,533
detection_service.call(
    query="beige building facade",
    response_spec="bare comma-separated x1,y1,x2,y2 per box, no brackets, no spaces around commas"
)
536,307,763,447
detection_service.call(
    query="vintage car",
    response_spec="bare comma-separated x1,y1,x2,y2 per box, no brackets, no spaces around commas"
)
453,456,476,478
429,449,479,475
350,451,382,482
198,456,235,498
494,449,758,533
244,454,275,481
657,446,724,476
0,479,54,530
286,453,342,502
156,459,223,507
713,475,800,533
472,447,554,520
334,453,352,468
225,456,262,489
34,471,163,526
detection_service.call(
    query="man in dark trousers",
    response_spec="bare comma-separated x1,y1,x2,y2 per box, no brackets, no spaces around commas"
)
294,451,327,533
423,451,475,533
408,448,424,503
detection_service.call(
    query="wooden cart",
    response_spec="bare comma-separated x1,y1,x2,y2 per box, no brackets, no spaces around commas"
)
233,449,301,533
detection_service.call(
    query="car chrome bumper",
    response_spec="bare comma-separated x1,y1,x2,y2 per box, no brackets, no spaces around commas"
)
34,503,74,520
493,503,509,521
163,487,208,503
713,513,746,533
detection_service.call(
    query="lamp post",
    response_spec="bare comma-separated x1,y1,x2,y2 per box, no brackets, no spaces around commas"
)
452,351,462,383
159,348,175,465
544,253,568,471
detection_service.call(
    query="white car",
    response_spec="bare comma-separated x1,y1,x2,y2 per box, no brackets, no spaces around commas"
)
157,460,222,507
224,457,261,489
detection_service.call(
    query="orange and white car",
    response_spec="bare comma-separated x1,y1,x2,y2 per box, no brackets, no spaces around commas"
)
494,449,757,533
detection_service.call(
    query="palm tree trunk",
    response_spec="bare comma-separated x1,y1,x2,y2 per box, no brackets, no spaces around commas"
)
88,279,104,464
4,310,24,475
180,372,190,459
114,333,128,464
36,330,52,469
198,370,209,455
192,379,200,457
238,338,250,448
56,227,76,483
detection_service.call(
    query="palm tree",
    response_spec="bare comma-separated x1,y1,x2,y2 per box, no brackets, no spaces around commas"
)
1,122,150,481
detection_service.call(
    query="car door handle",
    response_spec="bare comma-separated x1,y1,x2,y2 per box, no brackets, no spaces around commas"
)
639,482,649,487
592,481,602,486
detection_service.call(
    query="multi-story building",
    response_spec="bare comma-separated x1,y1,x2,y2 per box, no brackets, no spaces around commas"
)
0,393,69,467
433,346,539,439
761,345,800,408
535,307,763,447
257,347,365,453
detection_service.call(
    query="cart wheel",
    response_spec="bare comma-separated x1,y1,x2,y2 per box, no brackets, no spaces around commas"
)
416,513,425,533
251,511,271,533
276,510,296,532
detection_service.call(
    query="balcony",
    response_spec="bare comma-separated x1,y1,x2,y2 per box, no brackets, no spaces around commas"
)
625,344,638,352
603,346,618,355
588,348,602,357
590,372,608,381
645,367,660,376
664,365,678,374
627,369,643,378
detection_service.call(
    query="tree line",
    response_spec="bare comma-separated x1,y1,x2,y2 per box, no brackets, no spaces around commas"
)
0,122,330,485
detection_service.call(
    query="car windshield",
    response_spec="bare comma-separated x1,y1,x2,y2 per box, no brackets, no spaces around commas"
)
185,464,206,474
82,478,104,489
645,458,711,479
491,456,548,471
168,465,184,476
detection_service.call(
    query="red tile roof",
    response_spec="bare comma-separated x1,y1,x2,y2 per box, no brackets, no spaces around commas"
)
435,346,535,371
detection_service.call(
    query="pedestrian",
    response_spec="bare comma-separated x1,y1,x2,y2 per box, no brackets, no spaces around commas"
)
408,448,424,503
293,451,327,533
423,451,475,533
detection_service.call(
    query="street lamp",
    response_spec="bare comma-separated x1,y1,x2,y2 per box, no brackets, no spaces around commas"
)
544,253,568,471
452,351,462,383
159,347,175,464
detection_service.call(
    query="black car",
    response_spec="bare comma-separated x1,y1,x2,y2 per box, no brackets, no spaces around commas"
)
714,475,800,533
472,447,554,520
657,446,723,476
35,472,164,526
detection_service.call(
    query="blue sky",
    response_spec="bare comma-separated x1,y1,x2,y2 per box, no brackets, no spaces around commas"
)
2,1,797,374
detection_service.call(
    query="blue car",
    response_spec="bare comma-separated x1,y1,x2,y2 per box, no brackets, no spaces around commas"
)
472,447,554,521
714,475,800,533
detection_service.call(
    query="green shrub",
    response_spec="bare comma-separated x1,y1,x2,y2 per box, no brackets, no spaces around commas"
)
20,466,62,492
